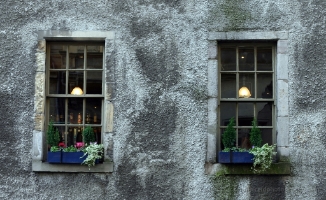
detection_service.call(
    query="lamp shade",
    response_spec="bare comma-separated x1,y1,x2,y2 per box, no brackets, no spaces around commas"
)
239,86,251,98
71,87,83,95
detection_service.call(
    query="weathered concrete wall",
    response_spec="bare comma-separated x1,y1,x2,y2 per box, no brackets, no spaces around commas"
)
0,0,325,199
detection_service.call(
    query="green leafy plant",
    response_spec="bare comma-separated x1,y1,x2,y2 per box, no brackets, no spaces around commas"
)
82,143,104,169
249,118,262,147
82,126,95,145
222,117,236,149
50,146,61,152
222,147,247,152
250,143,276,173
63,145,78,152
46,121,60,148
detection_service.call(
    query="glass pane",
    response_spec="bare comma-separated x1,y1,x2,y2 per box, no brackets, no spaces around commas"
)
261,128,273,145
256,102,273,126
54,126,65,145
85,98,102,124
86,71,102,94
69,46,84,69
92,127,102,144
68,71,84,95
49,71,66,94
257,47,273,71
221,48,236,71
49,98,65,124
239,48,254,71
221,74,236,98
239,73,255,98
87,46,103,69
50,45,66,69
238,103,253,126
68,98,83,124
238,128,251,149
257,74,273,99
221,128,236,149
220,102,236,126
66,127,83,147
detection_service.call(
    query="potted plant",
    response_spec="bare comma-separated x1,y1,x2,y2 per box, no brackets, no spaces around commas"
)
81,142,104,170
250,143,277,173
62,145,85,164
82,126,96,145
46,121,61,163
249,118,262,148
218,118,255,164
219,117,236,163
48,146,62,163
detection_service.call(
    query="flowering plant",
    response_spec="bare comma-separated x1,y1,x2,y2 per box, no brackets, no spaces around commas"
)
81,142,104,169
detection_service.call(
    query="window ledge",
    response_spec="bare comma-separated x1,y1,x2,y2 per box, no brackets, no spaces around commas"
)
32,160,113,173
205,162,291,175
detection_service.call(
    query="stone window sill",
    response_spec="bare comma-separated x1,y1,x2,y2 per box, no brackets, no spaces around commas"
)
205,162,291,175
32,160,113,173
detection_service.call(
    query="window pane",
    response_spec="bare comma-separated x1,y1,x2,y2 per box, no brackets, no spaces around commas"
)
49,98,65,124
55,126,65,144
68,98,83,124
238,128,251,149
87,46,103,69
261,128,273,145
257,73,273,99
220,102,236,126
66,127,83,147
221,48,236,71
49,71,66,94
256,102,273,126
85,98,102,124
239,48,254,71
69,71,84,95
50,45,66,69
257,47,273,71
239,73,255,98
221,73,236,98
86,71,102,94
238,103,253,126
92,126,102,144
69,46,84,69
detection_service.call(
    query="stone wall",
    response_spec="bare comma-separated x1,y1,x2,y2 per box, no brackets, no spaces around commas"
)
0,0,325,199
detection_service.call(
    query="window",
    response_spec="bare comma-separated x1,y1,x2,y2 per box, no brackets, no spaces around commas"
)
46,42,104,148
218,43,275,151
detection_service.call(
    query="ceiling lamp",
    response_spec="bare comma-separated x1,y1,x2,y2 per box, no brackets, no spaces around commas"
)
239,86,251,98
71,87,83,95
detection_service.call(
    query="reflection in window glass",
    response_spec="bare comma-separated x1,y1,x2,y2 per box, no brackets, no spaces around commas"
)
221,48,236,71
220,102,236,126
221,74,236,98
49,98,65,123
257,74,273,99
86,71,102,94
238,103,253,126
49,71,66,94
257,47,273,71
239,48,254,71
257,102,273,126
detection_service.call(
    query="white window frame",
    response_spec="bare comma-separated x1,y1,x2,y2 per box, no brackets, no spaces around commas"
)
207,31,289,164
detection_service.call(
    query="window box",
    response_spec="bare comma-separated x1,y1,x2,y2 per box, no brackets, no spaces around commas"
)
47,151,62,163
62,152,85,164
218,151,254,164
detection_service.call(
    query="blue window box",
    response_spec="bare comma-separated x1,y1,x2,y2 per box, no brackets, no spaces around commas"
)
218,152,254,164
62,152,86,164
47,151,61,163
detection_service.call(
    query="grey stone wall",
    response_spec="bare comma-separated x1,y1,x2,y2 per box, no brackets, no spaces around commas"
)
0,0,325,199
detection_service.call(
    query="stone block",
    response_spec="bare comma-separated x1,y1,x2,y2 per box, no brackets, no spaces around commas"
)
208,60,218,97
105,102,114,132
208,40,217,59
106,82,116,100
277,40,288,54
32,130,43,160
277,54,289,80
277,80,289,117
34,114,44,131
277,116,289,146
